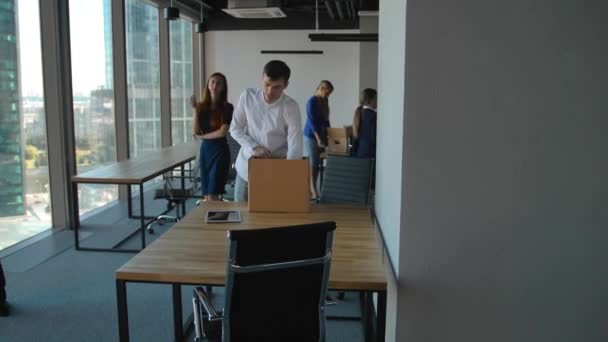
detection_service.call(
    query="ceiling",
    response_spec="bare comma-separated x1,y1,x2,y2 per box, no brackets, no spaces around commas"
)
173,0,379,31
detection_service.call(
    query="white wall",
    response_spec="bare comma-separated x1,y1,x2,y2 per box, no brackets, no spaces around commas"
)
379,0,608,341
204,30,360,128
376,1,407,340
376,0,406,273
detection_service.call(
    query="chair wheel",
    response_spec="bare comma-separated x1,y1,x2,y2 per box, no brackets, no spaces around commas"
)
147,228,155,234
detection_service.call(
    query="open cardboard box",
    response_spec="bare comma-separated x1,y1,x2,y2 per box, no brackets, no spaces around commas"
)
248,158,311,213
327,127,349,155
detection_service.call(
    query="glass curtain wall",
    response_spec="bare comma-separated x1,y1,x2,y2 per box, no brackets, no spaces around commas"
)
69,0,118,215
125,0,161,157
170,19,193,145
0,0,51,251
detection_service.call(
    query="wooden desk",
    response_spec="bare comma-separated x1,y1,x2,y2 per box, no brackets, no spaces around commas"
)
116,202,387,341
72,142,199,252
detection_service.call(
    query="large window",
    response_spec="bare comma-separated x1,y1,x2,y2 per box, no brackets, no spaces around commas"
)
69,0,118,215
0,0,51,251
126,0,160,157
170,19,193,145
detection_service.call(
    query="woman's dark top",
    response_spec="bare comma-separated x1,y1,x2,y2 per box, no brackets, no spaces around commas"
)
354,107,377,158
198,103,234,195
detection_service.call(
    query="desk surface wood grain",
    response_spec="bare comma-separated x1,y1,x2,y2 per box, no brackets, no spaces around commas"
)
72,142,199,184
117,202,387,291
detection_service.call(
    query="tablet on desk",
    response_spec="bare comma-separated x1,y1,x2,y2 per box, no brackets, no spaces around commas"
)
204,210,241,223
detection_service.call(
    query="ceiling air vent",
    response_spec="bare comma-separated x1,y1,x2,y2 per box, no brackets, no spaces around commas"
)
223,0,286,19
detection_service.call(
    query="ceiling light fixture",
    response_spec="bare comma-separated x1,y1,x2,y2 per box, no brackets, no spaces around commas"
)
164,0,180,20
195,1,207,33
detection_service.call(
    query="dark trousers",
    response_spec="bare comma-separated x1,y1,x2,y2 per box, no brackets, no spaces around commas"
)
0,260,5,303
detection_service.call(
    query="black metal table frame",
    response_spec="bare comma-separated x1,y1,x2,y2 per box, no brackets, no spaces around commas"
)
72,164,189,253
115,279,386,342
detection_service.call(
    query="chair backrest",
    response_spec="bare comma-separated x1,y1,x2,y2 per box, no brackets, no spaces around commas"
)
226,133,240,182
320,154,373,205
156,140,202,200
224,222,336,342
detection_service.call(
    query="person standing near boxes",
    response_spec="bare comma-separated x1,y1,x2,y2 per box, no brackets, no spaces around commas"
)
229,60,303,201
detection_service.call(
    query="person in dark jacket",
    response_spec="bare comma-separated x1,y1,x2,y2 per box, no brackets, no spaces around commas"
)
0,259,8,316
192,72,234,201
352,88,377,158
303,80,334,201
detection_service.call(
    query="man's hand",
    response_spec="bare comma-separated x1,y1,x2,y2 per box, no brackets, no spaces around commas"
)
252,146,272,159
190,94,197,108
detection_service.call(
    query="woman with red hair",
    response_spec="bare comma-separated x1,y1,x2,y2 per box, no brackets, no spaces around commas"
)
192,73,234,201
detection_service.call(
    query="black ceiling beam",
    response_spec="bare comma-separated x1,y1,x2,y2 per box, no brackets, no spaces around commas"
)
309,33,378,42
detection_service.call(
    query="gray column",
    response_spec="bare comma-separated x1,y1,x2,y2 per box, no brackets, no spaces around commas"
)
159,11,172,147
112,0,130,200
39,0,76,229
358,11,379,91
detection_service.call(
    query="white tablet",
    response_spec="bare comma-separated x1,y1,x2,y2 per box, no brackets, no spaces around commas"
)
204,210,241,223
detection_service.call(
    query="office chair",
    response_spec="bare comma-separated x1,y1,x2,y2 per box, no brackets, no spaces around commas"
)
146,143,202,234
192,221,337,342
222,134,241,201
319,154,373,206
318,154,372,301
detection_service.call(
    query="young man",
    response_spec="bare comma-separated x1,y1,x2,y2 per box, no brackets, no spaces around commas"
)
0,260,8,316
229,60,303,201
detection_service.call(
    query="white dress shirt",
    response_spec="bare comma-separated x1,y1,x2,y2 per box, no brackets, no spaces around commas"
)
229,88,303,181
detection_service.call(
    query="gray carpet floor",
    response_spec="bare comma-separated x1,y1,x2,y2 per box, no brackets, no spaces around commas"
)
0,196,364,342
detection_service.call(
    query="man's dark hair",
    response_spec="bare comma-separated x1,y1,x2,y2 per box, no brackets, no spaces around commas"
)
263,60,291,82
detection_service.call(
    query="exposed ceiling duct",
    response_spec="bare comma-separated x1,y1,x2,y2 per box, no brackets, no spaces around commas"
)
174,0,378,31
334,0,345,20
222,0,287,18
324,1,336,20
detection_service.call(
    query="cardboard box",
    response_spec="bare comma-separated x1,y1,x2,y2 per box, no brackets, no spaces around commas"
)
326,127,349,155
248,159,311,213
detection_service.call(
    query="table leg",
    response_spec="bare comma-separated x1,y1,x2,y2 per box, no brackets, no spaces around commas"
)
173,284,183,342
139,185,146,249
72,182,81,250
376,291,387,342
127,185,133,218
180,164,186,217
360,292,373,342
116,279,129,342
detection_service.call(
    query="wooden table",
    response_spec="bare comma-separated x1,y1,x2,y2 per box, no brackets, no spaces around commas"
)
71,142,199,252
116,201,388,341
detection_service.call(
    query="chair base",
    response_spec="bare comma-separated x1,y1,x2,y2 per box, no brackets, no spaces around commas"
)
146,215,179,234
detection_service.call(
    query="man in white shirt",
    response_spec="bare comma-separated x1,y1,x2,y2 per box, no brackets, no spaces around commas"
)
229,60,303,201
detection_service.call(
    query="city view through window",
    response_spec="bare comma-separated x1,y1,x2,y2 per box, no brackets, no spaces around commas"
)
0,0,51,250
70,0,118,219
170,19,194,145
1,0,195,251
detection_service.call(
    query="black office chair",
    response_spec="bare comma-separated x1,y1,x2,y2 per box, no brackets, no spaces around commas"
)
192,221,337,342
318,154,372,301
222,134,241,201
146,143,202,234
319,154,373,206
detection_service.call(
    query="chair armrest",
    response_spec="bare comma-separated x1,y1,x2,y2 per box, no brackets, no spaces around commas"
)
194,287,223,321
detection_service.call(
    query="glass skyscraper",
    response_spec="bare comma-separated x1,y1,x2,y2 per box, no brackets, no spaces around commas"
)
0,0,25,217
125,0,161,157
